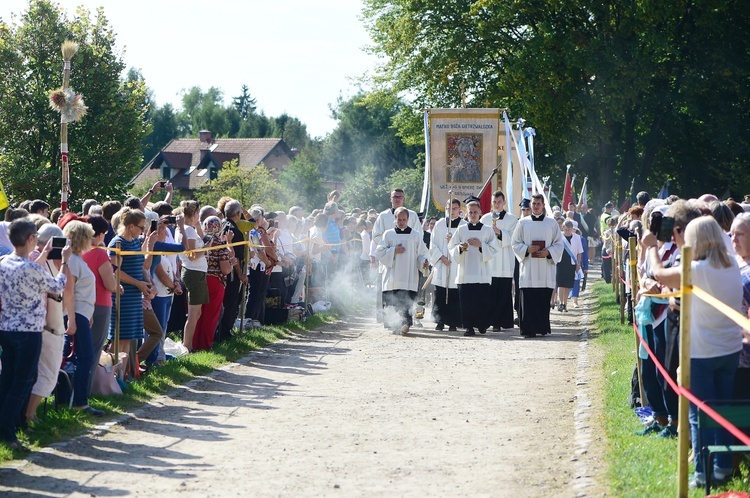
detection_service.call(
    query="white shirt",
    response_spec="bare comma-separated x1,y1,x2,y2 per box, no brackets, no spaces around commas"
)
690,259,743,359
176,226,208,272
360,230,372,261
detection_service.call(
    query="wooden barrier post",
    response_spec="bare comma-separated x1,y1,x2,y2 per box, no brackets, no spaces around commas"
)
629,237,646,406
617,237,625,323
677,246,692,498
612,238,617,296
239,230,250,333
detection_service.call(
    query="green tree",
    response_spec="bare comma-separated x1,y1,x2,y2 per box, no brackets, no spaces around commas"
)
279,149,325,211
341,165,389,211
178,86,239,138
193,159,286,212
321,91,422,180
142,102,179,162
232,84,257,121
385,165,423,212
0,0,150,207
362,0,750,203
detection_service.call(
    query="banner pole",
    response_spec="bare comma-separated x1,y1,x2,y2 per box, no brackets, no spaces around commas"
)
676,246,693,498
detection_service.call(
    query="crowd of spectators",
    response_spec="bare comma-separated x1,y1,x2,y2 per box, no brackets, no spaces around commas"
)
0,184,388,450
607,191,750,489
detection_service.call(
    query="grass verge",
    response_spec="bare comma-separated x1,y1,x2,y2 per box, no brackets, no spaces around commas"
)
591,281,750,497
0,311,339,463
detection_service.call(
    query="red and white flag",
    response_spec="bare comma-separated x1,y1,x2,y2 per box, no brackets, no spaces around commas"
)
562,165,573,209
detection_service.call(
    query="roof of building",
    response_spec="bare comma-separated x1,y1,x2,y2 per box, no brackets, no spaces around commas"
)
131,137,294,190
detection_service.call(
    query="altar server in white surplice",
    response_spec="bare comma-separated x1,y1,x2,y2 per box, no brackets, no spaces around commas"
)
429,198,466,331
511,194,564,338
480,190,518,330
370,189,421,322
448,200,500,336
375,207,429,335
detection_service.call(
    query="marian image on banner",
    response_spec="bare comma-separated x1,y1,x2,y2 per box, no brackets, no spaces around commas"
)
446,133,482,183
428,108,502,212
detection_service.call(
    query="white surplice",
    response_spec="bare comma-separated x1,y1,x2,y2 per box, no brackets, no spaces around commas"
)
447,222,500,285
480,210,518,279
511,215,564,289
375,227,429,292
428,217,466,289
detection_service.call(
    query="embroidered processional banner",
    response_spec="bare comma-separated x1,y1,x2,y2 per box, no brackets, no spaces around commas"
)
429,108,513,213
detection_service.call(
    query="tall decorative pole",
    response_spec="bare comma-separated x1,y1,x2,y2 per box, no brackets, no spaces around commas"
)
48,40,87,213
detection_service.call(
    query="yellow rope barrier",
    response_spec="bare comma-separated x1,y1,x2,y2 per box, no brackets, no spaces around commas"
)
102,236,360,257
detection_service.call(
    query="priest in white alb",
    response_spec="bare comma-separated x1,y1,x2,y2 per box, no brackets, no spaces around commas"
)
511,194,564,338
375,207,429,335
448,199,500,336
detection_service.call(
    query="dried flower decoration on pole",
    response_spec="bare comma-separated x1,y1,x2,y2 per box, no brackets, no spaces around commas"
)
50,40,85,213
48,87,88,123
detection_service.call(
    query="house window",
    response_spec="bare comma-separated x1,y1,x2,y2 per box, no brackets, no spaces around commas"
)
197,169,208,177
184,166,197,176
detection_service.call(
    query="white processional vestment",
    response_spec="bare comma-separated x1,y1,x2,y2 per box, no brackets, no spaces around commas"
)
480,211,518,279
370,208,421,259
375,228,429,292
511,216,564,289
447,223,500,285
428,218,466,289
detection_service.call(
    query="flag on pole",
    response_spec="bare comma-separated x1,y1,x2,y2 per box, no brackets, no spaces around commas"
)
570,175,577,209
658,180,670,199
577,176,588,208
562,165,573,209
620,177,635,212
0,179,9,211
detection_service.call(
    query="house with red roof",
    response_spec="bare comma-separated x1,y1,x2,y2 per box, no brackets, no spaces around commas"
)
131,130,296,195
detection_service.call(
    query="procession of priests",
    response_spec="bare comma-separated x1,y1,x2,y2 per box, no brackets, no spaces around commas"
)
375,189,564,338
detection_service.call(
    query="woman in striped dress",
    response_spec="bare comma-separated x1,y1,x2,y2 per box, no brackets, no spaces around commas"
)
108,209,156,356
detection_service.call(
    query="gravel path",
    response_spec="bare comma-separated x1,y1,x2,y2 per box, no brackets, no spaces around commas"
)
0,286,607,497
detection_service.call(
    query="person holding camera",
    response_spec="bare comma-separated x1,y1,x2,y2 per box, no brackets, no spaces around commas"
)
0,219,70,451
643,206,742,488
192,216,232,351
108,208,158,368
176,200,207,352
633,203,681,438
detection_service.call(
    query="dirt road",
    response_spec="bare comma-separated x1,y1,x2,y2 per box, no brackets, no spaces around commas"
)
0,289,607,497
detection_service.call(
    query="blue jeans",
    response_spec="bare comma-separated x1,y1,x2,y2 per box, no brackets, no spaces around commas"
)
150,296,173,363
640,325,668,418
0,331,42,442
689,351,740,479
66,313,95,407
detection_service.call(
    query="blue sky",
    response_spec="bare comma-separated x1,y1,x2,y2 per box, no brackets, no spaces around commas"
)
0,0,379,138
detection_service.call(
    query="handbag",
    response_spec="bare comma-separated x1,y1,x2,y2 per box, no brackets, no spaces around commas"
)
91,364,123,396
